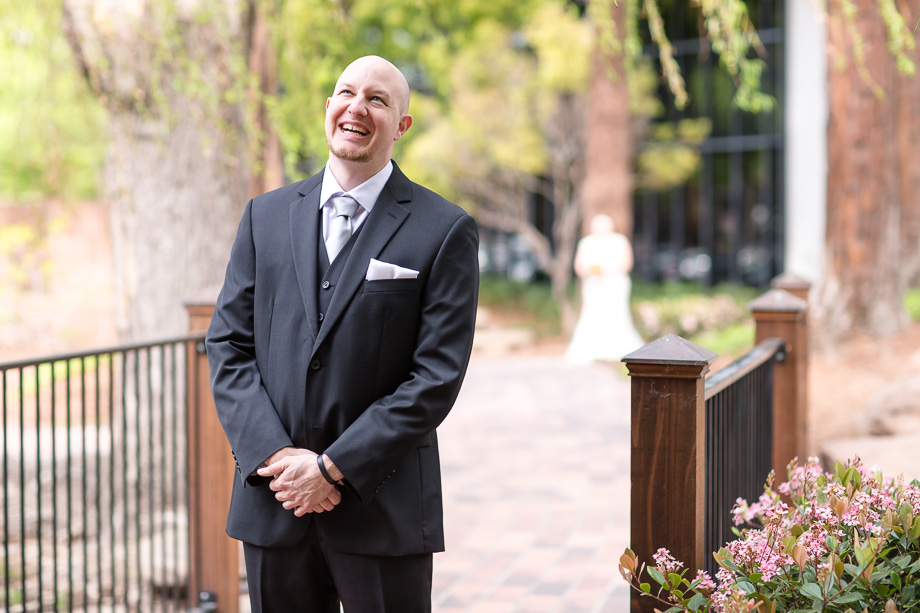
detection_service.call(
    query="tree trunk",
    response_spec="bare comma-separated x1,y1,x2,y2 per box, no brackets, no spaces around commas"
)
62,0,258,340
582,20,633,239
105,110,247,340
816,0,920,343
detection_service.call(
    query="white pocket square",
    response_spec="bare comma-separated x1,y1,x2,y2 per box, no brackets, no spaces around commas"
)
366,258,419,281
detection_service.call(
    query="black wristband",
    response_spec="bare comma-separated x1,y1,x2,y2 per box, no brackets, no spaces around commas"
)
317,454,338,485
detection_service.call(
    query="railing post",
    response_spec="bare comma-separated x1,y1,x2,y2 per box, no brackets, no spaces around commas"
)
748,287,809,483
185,289,239,613
771,272,812,304
622,334,717,613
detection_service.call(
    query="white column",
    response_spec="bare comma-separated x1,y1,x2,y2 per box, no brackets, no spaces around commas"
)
784,0,828,286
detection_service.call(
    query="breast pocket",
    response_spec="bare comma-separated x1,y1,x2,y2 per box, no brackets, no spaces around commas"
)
358,278,421,396
362,279,419,294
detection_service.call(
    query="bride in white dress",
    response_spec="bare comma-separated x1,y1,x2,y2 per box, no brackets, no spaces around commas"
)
565,214,645,364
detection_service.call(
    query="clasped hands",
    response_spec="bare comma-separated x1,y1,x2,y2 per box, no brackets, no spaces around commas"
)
257,447,342,517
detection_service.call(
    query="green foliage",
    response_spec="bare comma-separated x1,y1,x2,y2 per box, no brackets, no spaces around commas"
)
631,281,758,355
621,458,920,612
636,118,712,191
589,0,774,113
268,0,548,177
268,0,589,192
478,276,562,337
0,0,106,200
905,287,920,323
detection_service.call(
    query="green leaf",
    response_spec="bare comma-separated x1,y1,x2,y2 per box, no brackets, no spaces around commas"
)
834,592,864,604
891,571,902,591
687,592,704,611
668,573,683,588
640,582,651,594
842,467,862,488
648,566,666,586
800,582,823,600
892,555,912,569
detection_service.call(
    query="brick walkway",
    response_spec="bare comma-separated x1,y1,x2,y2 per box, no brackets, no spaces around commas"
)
433,355,632,612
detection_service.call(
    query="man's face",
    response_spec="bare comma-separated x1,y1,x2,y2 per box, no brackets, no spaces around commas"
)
325,58,412,169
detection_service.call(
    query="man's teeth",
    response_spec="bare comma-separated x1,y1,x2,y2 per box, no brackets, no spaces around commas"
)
342,125,368,135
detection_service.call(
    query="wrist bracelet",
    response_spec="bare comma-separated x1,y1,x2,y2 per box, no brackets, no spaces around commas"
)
317,454,338,485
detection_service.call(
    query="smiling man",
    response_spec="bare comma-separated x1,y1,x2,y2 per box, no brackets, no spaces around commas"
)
206,56,479,612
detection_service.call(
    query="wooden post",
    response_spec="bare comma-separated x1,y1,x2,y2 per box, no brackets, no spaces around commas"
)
622,334,717,613
185,289,239,613
771,272,812,304
748,288,808,483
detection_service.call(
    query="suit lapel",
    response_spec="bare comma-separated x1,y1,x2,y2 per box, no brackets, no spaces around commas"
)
311,165,413,354
290,175,324,343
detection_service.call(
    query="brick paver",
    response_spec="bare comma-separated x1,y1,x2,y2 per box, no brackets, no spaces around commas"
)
434,355,631,612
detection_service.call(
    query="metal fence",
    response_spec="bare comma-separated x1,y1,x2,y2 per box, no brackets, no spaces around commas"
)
703,337,785,574
1,334,204,612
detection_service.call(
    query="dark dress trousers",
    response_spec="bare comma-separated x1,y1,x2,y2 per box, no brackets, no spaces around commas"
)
206,162,479,560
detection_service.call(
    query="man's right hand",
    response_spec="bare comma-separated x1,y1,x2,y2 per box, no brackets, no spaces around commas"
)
257,447,342,516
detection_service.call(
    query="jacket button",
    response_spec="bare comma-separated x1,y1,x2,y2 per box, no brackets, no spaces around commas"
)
322,281,331,289
318,313,324,322
310,359,321,370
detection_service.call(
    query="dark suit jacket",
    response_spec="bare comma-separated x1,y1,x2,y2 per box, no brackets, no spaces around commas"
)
206,162,479,556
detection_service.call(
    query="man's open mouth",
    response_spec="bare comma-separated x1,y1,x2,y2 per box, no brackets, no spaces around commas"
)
341,123,369,136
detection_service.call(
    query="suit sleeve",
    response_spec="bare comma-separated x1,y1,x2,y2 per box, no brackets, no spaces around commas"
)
206,199,295,485
324,212,479,503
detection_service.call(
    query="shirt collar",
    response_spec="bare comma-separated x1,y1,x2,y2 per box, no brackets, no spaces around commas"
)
319,160,394,212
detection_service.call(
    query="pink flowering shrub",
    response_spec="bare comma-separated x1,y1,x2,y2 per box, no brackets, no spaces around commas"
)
619,457,920,612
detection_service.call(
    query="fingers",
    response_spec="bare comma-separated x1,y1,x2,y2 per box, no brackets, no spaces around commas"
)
280,491,342,516
257,459,286,478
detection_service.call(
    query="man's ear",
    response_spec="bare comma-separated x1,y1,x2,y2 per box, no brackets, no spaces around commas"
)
395,114,413,141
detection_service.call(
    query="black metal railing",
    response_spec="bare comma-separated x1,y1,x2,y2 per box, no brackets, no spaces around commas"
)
703,337,785,574
1,333,204,612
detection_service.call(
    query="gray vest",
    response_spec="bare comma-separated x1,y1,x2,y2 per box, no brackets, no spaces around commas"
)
316,212,364,323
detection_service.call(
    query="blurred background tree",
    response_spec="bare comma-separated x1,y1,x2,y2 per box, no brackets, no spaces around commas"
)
816,0,920,343
57,0,263,341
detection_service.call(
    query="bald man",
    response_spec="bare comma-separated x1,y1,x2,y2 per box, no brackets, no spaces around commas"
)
207,56,479,612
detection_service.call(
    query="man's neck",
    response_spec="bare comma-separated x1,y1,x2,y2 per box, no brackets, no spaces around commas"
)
328,157,390,192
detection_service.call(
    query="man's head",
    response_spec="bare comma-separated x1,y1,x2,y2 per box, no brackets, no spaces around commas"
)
325,56,412,173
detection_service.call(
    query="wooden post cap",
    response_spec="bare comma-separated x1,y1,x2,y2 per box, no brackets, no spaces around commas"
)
621,333,718,368
771,273,812,303
747,288,807,314
771,272,812,291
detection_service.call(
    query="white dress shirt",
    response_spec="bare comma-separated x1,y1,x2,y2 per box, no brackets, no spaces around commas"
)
318,161,394,243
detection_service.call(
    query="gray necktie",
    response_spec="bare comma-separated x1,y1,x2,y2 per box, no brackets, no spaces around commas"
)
326,194,359,263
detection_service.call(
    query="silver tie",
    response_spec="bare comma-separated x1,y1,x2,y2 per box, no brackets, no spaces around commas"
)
326,194,359,263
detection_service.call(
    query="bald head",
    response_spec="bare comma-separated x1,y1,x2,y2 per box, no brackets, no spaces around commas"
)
337,55,411,116
324,55,414,187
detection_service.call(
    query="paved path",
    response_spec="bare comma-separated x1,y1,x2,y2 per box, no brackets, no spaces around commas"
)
433,355,632,612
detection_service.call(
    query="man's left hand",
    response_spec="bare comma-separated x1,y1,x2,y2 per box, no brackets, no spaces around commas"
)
257,451,343,516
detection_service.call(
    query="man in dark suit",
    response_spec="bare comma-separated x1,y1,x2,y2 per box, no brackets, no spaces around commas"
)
206,55,479,612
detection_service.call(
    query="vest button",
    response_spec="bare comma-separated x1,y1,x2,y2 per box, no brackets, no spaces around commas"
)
310,359,321,371
318,313,324,322
322,281,331,289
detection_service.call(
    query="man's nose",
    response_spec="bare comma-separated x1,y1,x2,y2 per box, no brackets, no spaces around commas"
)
347,97,368,116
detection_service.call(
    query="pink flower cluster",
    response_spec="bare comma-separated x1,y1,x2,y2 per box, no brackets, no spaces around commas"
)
653,547,684,574
705,457,920,612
